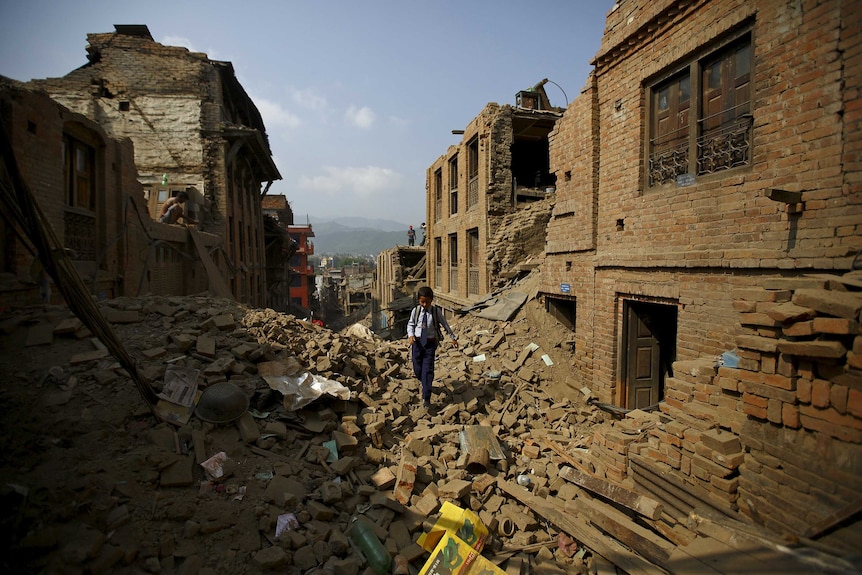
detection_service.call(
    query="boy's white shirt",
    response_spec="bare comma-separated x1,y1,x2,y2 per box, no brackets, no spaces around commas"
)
408,304,455,340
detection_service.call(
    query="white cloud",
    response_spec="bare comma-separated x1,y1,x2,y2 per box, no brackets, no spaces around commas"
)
345,105,376,129
292,88,328,111
159,35,229,62
160,35,197,52
254,97,301,129
387,115,410,129
298,166,401,198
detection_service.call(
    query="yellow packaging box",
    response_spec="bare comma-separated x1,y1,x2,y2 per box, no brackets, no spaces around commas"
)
417,501,489,553
418,532,506,575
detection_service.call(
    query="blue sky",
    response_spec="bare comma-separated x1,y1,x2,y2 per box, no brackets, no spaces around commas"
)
0,0,612,228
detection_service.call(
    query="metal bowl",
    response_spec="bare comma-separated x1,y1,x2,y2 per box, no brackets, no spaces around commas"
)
194,382,249,423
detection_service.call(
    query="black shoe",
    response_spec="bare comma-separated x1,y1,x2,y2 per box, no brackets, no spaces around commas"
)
423,399,431,409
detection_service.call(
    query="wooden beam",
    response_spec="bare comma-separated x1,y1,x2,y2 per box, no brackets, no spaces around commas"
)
559,466,663,520
570,495,675,568
803,498,862,539
188,227,234,299
496,477,668,575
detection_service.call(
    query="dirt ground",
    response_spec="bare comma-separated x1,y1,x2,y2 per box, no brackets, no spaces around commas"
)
0,279,601,575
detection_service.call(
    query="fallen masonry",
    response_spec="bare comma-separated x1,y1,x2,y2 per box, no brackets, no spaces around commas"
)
0,291,856,575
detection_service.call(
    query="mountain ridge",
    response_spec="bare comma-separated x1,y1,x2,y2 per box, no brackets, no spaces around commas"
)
305,216,420,256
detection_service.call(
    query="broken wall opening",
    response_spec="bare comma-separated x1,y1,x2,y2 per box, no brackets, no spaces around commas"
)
545,294,577,331
511,137,553,194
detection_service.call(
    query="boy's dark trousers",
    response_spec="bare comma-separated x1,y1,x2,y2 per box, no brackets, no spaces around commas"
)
411,338,438,403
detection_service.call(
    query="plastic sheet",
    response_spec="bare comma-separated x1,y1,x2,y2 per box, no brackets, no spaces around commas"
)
263,372,351,411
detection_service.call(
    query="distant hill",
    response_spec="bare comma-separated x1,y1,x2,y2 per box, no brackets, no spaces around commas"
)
307,216,419,256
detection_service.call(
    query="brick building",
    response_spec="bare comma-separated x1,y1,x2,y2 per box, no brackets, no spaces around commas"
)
373,245,426,337
0,79,215,307
540,0,861,543
262,194,296,313
426,81,562,312
31,25,281,306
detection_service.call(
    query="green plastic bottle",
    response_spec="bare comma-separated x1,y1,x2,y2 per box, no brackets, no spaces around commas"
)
349,517,392,575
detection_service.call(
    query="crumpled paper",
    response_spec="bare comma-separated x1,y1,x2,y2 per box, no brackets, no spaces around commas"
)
275,513,300,538
263,372,351,411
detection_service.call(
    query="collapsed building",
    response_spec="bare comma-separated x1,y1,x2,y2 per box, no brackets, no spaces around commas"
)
372,245,426,338
261,194,297,313
0,78,222,306
425,81,562,316
1,2,861,573
29,25,281,307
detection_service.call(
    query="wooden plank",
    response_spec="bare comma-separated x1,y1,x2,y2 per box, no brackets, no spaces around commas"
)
805,273,862,290
592,554,621,575
630,453,736,518
188,227,233,299
559,466,663,520
495,477,669,575
687,507,862,574
570,495,675,567
803,498,862,539
666,542,726,575
632,474,690,521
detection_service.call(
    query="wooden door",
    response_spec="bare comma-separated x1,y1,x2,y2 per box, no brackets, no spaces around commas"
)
624,303,663,409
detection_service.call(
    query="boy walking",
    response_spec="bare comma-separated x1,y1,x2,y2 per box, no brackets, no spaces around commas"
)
407,286,458,409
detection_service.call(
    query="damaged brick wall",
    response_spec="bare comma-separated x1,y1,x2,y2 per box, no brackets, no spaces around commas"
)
0,80,163,304
619,278,862,540
31,27,278,307
427,102,561,305
485,196,554,285
536,0,861,545
539,0,859,409
33,32,208,197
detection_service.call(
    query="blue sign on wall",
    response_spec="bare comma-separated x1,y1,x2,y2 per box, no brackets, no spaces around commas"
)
561,283,570,294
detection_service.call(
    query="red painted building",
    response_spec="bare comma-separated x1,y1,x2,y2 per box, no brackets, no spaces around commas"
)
287,224,315,314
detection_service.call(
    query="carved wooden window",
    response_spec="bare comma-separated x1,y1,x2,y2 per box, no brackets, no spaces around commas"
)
467,136,479,208
449,154,458,215
434,168,443,221
62,134,96,260
648,33,752,187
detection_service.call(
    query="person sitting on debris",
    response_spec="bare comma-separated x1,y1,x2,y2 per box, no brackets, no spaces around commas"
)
407,225,416,246
407,286,458,410
159,191,196,225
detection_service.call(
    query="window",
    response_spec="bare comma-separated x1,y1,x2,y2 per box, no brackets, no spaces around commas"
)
449,154,459,215
467,228,479,295
62,133,97,260
434,237,442,289
467,137,479,208
63,135,95,210
434,168,443,221
648,33,752,187
448,233,458,293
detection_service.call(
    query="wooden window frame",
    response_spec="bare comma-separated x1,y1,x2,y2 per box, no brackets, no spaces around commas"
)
434,168,443,222
449,154,459,215
646,28,753,188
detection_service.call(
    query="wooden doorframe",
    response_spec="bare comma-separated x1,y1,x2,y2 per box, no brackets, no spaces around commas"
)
619,298,678,410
